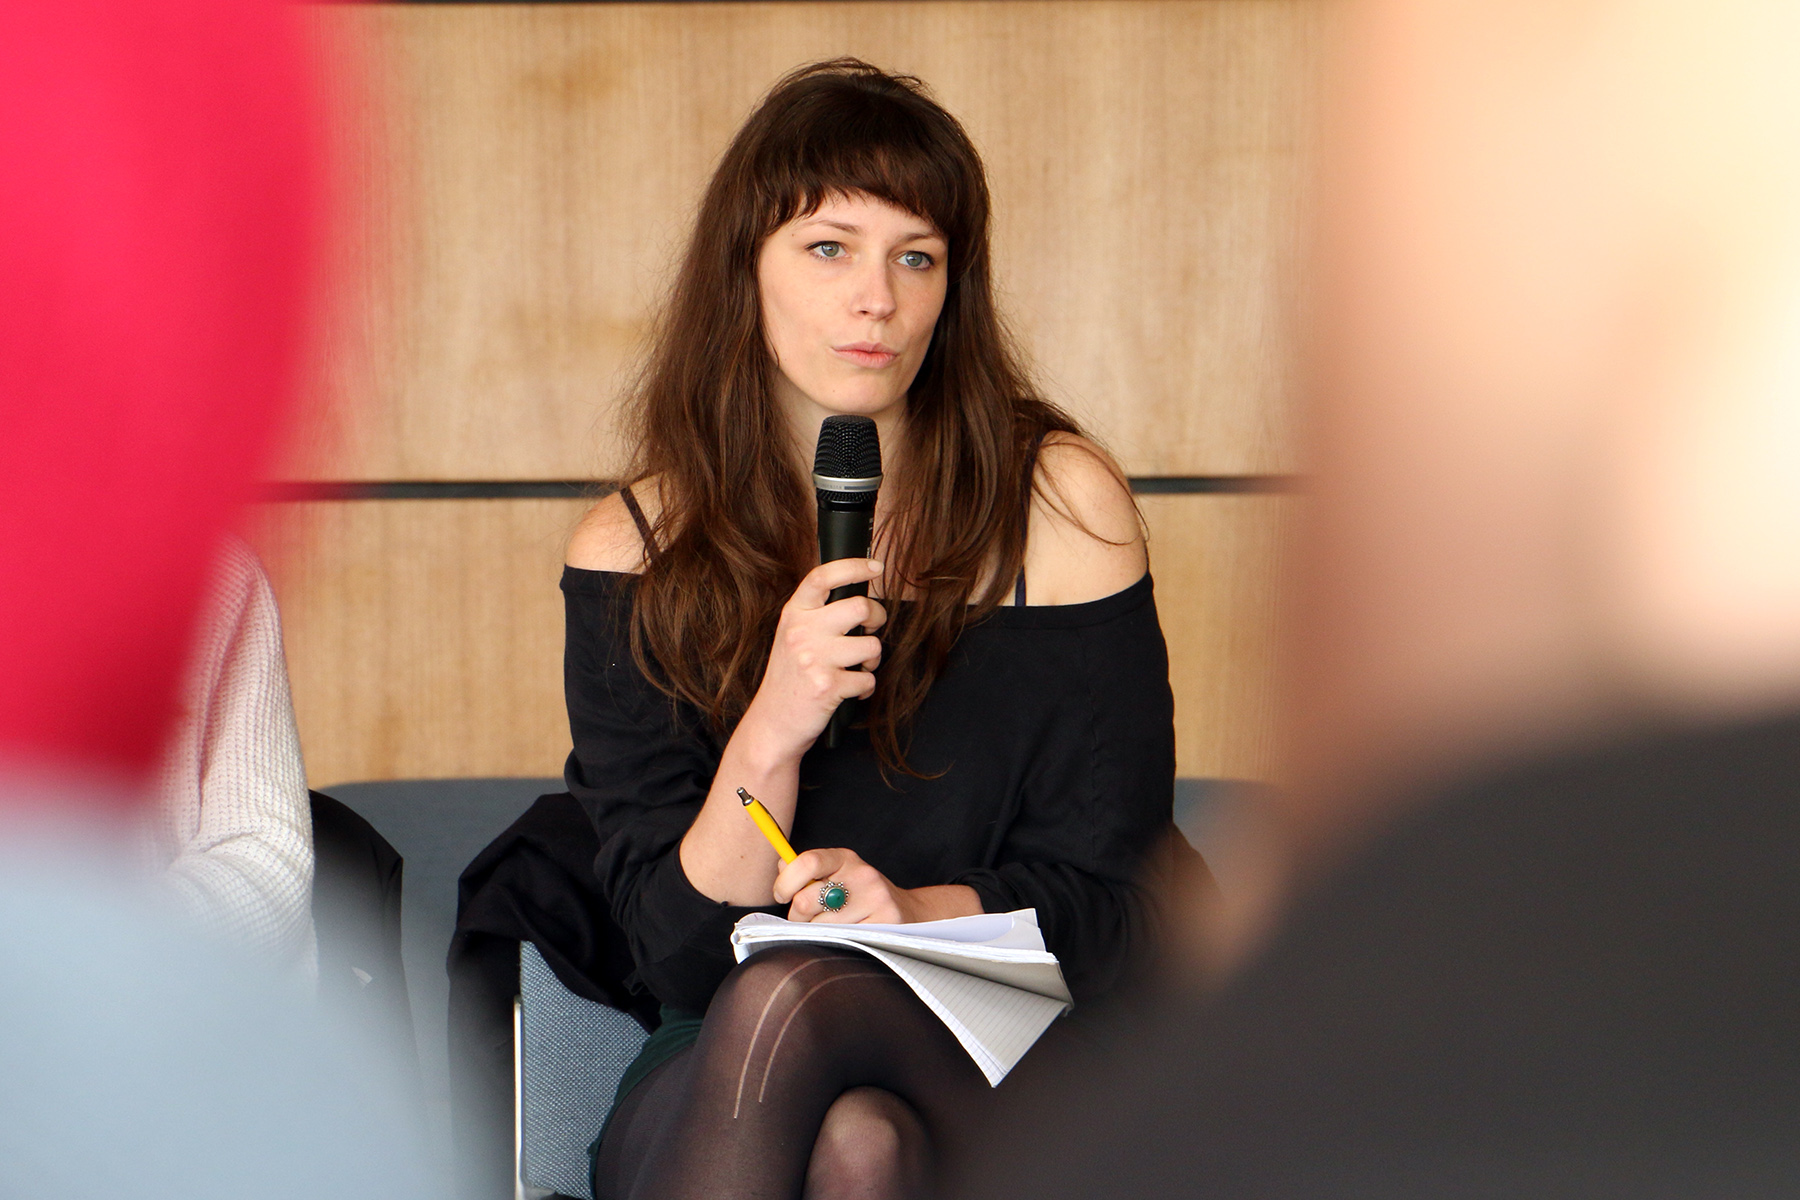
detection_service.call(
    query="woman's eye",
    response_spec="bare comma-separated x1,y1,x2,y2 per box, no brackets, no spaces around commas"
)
811,242,845,259
900,251,934,269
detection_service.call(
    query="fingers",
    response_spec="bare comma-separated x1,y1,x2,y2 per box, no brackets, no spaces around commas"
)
833,634,883,673
750,561,888,751
843,664,877,702
794,878,904,925
844,594,888,633
791,558,883,611
775,849,905,924
804,631,881,671
766,628,879,707
773,847,853,905
855,636,882,673
796,592,887,638
802,891,894,925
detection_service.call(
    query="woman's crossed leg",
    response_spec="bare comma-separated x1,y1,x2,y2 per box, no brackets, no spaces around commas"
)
594,946,992,1200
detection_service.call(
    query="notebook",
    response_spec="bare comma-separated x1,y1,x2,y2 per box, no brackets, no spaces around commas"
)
729,908,1073,1085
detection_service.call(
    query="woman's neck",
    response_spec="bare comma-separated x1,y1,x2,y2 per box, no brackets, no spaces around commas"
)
778,389,910,486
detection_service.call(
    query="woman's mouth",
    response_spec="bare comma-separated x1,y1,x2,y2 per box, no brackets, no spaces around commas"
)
833,343,898,368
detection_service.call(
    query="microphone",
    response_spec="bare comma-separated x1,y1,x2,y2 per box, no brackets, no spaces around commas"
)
813,415,882,750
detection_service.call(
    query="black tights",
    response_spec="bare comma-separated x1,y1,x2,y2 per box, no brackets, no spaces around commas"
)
593,946,993,1200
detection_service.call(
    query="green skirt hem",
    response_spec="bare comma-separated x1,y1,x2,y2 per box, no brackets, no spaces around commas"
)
586,1004,704,1165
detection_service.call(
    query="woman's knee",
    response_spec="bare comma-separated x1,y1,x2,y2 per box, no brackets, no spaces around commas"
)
726,944,846,987
709,945,878,1032
805,1088,927,1200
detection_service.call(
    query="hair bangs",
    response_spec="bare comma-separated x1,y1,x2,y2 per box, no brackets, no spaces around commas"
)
749,67,980,270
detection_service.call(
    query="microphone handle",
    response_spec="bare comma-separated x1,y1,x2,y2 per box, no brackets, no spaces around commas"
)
817,502,875,749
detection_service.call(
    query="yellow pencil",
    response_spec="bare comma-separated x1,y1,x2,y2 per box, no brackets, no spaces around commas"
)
737,787,798,863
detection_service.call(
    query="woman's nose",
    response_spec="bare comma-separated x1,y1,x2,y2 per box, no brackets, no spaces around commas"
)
852,264,898,320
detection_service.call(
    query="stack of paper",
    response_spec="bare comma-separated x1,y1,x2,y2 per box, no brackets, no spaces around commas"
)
730,908,1072,1085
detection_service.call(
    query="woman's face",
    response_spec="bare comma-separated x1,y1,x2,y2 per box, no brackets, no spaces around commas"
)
758,191,949,436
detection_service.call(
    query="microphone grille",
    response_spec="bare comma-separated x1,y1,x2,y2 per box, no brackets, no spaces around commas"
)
812,415,882,480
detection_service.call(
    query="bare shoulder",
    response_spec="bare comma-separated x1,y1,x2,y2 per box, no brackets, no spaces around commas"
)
1035,433,1141,543
1022,432,1148,605
565,478,664,573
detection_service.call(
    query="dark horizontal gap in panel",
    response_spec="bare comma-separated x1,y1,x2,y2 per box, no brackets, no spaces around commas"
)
1130,476,1301,495
263,476,1299,501
263,480,610,502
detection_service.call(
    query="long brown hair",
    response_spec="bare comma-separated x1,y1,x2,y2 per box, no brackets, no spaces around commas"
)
625,58,1081,774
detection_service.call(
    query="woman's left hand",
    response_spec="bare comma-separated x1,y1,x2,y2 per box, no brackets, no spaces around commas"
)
773,848,981,925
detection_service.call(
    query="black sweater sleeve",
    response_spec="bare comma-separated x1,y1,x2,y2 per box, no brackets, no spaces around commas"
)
949,593,1178,1002
561,568,779,1012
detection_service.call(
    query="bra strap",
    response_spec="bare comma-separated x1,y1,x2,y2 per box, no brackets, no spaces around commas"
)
1014,432,1047,607
618,485,660,565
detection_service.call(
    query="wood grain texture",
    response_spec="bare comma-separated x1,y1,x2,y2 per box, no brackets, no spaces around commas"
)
294,1,1320,483
255,494,1290,788
1143,493,1293,784
252,498,589,787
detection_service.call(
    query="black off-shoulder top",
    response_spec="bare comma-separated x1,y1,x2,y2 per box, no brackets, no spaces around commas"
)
562,564,1182,1015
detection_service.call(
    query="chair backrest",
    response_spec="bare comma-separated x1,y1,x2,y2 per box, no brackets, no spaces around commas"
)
518,942,649,1200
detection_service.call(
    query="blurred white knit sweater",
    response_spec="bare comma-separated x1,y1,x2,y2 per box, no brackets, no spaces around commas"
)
153,537,317,984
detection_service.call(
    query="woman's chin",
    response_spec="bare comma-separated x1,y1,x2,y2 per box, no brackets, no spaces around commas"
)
802,388,909,421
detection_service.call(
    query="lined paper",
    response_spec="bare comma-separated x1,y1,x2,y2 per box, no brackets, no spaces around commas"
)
730,909,1073,1085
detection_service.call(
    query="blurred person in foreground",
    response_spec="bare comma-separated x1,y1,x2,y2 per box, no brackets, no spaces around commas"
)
152,536,318,986
0,2,432,1195
951,0,1800,1196
152,532,420,1037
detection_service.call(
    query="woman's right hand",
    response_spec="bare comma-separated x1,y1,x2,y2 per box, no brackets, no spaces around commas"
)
736,557,887,763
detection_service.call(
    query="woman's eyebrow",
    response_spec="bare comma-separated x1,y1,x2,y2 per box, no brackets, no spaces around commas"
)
801,218,942,243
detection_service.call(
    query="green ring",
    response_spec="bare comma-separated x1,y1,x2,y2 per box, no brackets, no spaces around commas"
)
820,882,849,912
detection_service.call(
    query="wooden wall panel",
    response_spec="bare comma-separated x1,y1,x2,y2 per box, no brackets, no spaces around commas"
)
257,494,1291,788
271,1,1311,787
253,498,589,787
1143,493,1293,783
295,1,1320,482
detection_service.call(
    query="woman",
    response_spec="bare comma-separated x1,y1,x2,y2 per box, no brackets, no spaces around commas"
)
568,60,1183,1200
